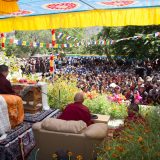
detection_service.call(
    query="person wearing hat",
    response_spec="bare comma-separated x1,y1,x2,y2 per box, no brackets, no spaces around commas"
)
146,76,152,82
58,92,93,126
138,77,144,86
139,84,148,104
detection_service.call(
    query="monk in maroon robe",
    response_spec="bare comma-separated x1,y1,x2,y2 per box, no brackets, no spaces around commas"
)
0,65,15,95
58,92,93,126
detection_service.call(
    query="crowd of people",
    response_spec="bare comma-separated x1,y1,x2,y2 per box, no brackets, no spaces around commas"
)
16,56,160,105
54,56,160,105
20,56,50,75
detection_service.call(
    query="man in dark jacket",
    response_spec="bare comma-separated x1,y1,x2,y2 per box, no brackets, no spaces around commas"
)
0,65,15,94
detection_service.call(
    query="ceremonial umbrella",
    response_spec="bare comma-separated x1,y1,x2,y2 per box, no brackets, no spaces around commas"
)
0,0,160,32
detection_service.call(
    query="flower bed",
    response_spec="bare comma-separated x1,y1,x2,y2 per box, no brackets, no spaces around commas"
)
97,107,160,160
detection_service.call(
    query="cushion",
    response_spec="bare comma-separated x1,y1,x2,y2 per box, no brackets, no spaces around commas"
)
83,123,108,139
0,94,24,128
41,118,87,134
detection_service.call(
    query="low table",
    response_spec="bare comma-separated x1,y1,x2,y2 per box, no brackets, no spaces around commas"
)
92,114,110,124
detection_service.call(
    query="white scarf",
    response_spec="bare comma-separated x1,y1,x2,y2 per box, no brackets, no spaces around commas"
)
0,95,11,135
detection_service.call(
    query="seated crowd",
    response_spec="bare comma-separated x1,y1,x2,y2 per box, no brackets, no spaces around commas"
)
54,57,160,105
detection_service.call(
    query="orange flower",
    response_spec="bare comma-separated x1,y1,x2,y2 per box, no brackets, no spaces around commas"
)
144,129,151,133
138,136,143,143
111,153,118,158
116,146,125,152
141,145,149,152
105,146,112,151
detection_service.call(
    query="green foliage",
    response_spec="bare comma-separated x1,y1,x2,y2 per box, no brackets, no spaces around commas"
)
84,94,127,119
84,95,108,114
47,78,127,118
100,25,160,59
97,106,160,160
47,77,80,109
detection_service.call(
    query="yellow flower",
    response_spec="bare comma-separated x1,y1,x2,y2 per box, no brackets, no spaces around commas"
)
138,136,143,143
105,146,112,151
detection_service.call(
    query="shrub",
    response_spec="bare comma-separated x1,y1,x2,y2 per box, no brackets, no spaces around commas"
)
48,77,80,109
84,94,127,119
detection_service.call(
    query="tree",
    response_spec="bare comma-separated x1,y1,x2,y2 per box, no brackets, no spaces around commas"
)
94,25,160,59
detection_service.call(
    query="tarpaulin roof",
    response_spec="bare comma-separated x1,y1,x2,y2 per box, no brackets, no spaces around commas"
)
0,0,160,32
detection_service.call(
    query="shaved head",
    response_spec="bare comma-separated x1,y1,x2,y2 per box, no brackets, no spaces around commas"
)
74,92,84,103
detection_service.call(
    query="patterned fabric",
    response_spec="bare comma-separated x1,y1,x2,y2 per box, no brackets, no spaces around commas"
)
0,95,24,128
0,96,11,135
24,109,60,123
0,122,35,160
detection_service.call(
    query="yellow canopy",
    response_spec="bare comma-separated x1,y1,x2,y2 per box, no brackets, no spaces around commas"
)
0,0,160,32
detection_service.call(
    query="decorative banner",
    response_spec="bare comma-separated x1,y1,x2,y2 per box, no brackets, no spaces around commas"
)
1,32,160,49
1,33,5,50
57,32,63,39
50,54,54,75
56,31,79,42
66,36,71,40
51,29,56,47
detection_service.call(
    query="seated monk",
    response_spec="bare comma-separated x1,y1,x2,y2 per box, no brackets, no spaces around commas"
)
0,65,24,128
58,92,93,126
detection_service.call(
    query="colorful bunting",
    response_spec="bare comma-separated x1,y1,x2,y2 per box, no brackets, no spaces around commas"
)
57,32,63,39
0,32,159,49
66,36,72,40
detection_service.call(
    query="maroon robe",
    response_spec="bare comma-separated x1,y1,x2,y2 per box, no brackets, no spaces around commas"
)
58,102,93,126
0,74,15,95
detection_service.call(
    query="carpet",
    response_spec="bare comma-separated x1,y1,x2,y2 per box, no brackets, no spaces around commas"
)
0,122,35,160
24,109,60,123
